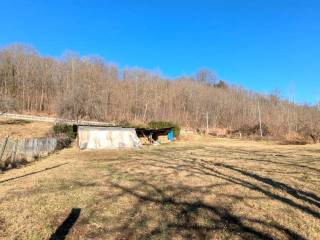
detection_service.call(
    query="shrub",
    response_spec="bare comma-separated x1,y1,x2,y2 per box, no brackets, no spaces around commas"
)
214,80,228,89
4,119,31,125
0,156,28,172
55,134,73,149
53,124,76,139
148,121,181,137
119,120,146,129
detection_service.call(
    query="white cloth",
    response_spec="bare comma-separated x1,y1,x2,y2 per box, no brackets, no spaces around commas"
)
78,127,141,150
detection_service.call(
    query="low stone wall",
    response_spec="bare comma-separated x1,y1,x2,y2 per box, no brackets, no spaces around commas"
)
0,137,58,170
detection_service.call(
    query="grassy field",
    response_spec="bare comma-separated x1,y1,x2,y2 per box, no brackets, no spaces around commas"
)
0,116,53,139
0,136,319,239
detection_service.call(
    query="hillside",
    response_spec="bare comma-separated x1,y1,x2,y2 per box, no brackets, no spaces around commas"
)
0,44,319,142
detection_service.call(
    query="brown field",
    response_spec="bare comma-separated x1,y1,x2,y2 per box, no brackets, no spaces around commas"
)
0,136,319,240
0,117,53,140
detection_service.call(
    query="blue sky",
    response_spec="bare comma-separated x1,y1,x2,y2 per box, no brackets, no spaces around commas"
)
1,0,319,104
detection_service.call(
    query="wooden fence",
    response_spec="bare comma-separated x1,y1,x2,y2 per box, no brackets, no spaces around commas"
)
0,136,58,169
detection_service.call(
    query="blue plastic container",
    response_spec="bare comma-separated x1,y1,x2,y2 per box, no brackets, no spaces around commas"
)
167,130,174,142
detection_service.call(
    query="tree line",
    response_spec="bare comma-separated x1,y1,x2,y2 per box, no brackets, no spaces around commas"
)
0,44,319,142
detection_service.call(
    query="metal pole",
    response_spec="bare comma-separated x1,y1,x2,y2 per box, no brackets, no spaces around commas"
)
206,111,209,135
135,76,138,120
258,101,263,138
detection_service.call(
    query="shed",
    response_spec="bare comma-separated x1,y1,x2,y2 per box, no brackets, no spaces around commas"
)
78,126,141,150
136,127,174,143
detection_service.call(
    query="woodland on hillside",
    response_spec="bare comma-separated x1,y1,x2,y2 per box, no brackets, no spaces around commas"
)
0,44,320,142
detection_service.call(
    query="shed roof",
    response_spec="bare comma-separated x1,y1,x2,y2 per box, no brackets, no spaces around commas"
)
135,127,173,136
78,126,136,131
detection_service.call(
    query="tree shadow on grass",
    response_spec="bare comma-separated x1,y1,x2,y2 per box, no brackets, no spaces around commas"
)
239,157,320,175
98,153,310,239
141,149,320,219
195,161,320,219
215,163,320,208
89,145,318,239
101,178,306,240
190,146,320,174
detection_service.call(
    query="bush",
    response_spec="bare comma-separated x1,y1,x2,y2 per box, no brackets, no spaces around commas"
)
4,119,31,125
53,124,76,139
148,121,181,137
0,156,28,172
118,120,146,129
55,134,73,149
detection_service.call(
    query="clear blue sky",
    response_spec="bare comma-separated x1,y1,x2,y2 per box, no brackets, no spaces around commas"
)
1,0,319,104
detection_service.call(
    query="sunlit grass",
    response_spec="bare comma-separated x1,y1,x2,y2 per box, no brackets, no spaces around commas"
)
0,136,319,239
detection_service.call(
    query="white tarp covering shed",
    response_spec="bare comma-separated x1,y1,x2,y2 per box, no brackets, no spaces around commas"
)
78,126,141,150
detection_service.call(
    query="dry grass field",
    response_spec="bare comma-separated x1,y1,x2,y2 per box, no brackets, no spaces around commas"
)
0,116,53,139
0,136,319,239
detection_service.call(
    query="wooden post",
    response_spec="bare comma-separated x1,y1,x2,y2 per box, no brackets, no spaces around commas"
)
0,136,9,162
11,140,18,164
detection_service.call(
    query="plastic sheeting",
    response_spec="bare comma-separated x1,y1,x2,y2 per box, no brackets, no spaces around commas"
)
78,126,141,150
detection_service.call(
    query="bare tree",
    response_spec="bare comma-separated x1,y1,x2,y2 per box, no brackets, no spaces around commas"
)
0,43,319,142
195,68,216,84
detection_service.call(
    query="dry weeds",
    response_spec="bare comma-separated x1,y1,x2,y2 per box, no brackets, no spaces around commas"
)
0,136,319,239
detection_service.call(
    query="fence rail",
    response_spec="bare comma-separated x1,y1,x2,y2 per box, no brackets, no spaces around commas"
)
1,113,116,126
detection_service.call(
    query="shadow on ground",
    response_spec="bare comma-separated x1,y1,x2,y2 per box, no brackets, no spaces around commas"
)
84,145,320,240
50,208,81,240
0,163,68,184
